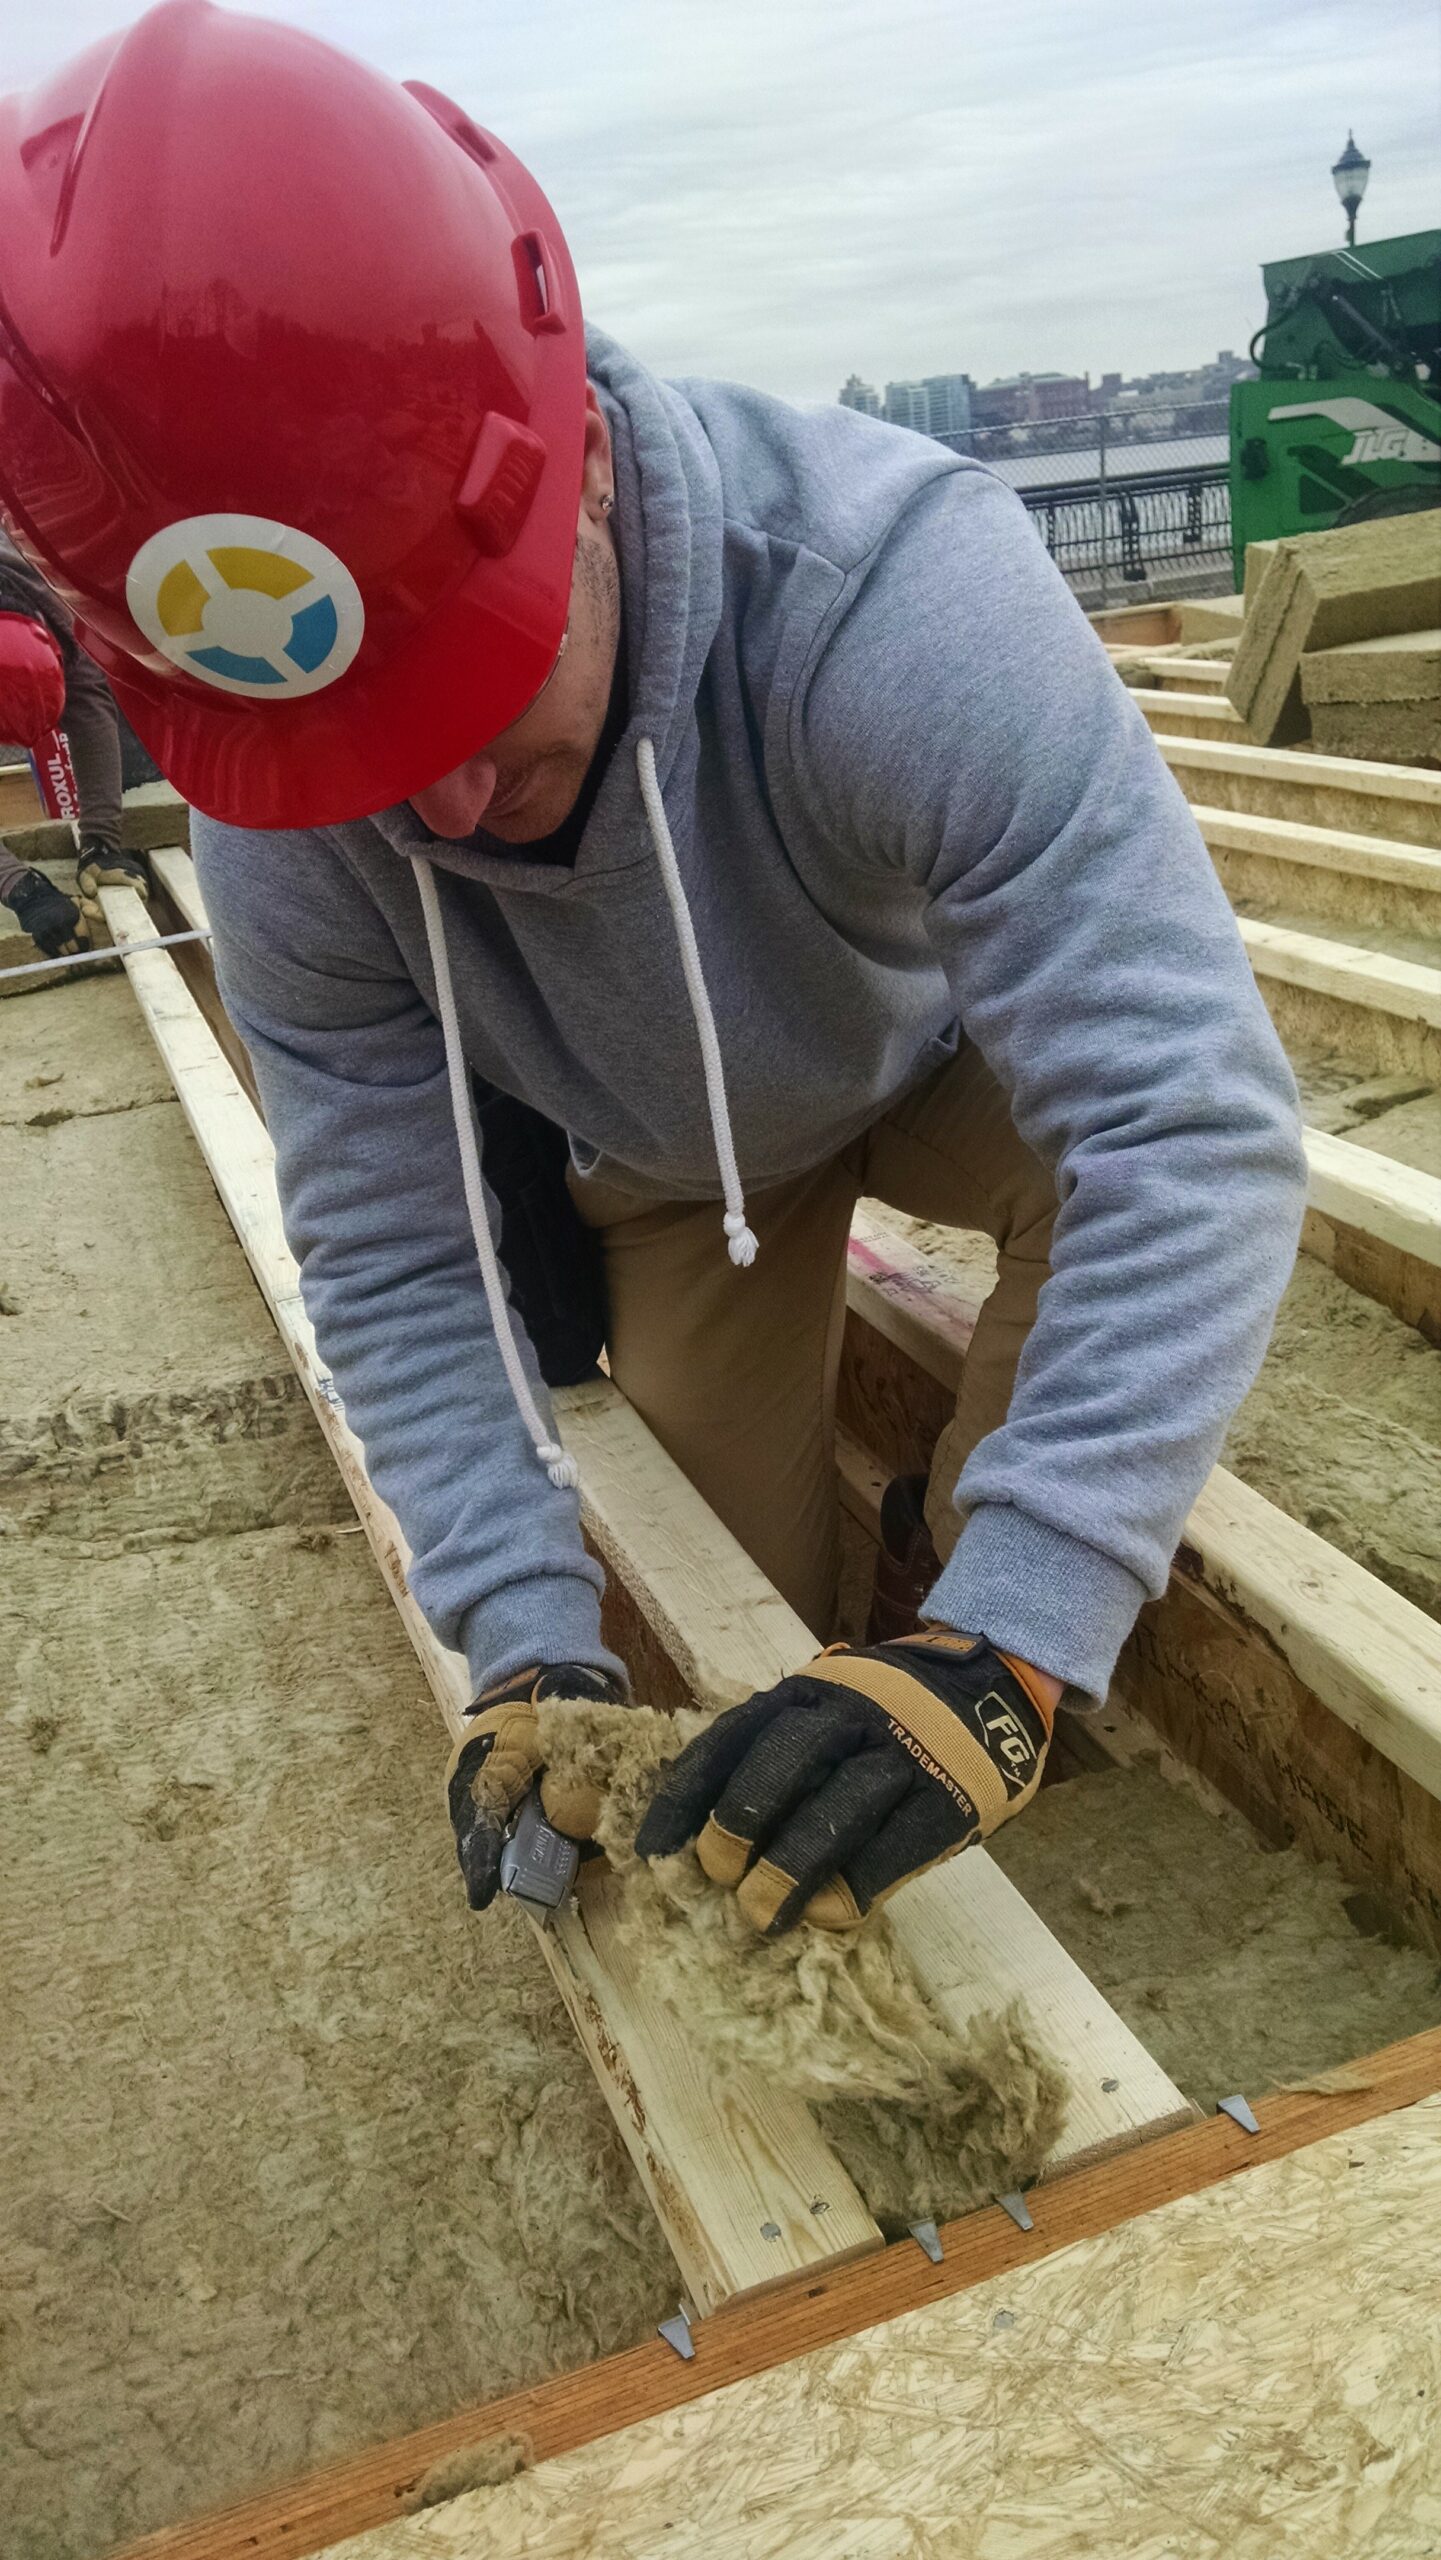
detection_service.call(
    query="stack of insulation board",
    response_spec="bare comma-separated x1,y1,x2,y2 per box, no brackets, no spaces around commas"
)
1226,514,1441,749
1301,626,1441,765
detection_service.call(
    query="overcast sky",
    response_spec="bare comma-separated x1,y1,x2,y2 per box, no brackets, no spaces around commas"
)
11,0,1440,403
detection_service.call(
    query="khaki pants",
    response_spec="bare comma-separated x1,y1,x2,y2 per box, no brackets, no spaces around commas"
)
572,1044,1057,1641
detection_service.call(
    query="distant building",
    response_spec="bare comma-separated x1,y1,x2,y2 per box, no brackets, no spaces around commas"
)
970,370,1091,427
921,373,973,436
838,374,881,416
1031,371,1092,420
883,380,932,431
970,375,1027,428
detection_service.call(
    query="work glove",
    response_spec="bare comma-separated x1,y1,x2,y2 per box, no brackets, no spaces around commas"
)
635,1629,1057,1936
446,1661,628,1912
8,866,88,959
76,844,151,901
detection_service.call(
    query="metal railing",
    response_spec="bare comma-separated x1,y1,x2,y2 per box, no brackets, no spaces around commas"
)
932,399,1234,607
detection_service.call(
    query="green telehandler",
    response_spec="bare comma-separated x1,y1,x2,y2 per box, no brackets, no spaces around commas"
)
1229,228,1441,584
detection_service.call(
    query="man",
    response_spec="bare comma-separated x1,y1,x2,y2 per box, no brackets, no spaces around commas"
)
0,6,1306,1938
0,530,150,957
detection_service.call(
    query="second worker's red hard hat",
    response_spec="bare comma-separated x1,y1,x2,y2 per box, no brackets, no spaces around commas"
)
0,2,588,827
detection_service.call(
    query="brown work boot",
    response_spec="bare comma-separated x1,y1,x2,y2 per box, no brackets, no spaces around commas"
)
865,1473,942,1646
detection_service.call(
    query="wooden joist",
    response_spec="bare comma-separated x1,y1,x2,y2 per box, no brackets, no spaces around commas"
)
1088,601,1182,646
1239,912,1441,1086
149,841,207,926
1112,652,1230,693
1196,805,1441,944
841,1204,1441,1953
1129,685,1247,742
1240,915,1441,1029
1302,1125,1441,1339
99,879,1195,2316
1159,732,1441,850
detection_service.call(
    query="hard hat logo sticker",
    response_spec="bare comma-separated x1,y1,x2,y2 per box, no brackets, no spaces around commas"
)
126,516,364,700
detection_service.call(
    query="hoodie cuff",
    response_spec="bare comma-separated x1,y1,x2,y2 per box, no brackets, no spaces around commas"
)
457,1577,629,1705
923,1503,1150,1707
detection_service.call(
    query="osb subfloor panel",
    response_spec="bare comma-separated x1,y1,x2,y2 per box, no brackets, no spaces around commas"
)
332,2093,1441,2560
0,978,673,2560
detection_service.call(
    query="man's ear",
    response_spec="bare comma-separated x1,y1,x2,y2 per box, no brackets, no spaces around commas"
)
579,384,614,524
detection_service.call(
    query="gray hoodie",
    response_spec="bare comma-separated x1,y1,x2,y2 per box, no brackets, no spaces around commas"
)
194,329,1306,1704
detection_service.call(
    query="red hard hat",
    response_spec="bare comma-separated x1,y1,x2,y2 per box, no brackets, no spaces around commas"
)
0,612,66,749
0,3,586,828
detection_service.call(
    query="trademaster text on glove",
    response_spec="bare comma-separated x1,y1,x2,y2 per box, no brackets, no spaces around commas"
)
635,1628,1057,1935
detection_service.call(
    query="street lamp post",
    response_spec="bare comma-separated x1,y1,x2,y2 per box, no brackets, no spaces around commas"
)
1331,132,1371,248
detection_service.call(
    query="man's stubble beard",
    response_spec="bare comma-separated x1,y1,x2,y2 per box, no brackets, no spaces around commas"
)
492,530,622,842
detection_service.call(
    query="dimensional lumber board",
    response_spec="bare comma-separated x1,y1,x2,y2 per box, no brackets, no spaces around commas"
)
96,887,883,2314
319,2092,1441,2560
110,2032,1441,2560
842,1204,1441,1811
1239,915,1441,1027
1240,913,1441,1086
99,890,1195,2292
1301,1123,1441,1337
1111,651,1229,692
1196,805,1441,944
1159,731,1441,849
1199,808,1441,889
143,842,263,1113
1130,684,1247,741
150,841,209,929
1087,600,1181,646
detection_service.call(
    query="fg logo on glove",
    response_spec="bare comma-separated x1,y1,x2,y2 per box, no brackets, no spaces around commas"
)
127,514,364,700
969,1692,1045,1794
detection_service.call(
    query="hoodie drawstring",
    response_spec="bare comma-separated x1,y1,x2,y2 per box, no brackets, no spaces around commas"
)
414,854,579,1491
415,733,756,1490
634,735,758,1269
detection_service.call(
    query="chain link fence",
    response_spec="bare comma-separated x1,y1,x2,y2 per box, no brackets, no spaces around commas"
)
933,400,1233,608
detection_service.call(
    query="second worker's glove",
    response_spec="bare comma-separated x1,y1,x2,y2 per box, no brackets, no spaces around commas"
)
76,844,151,901
8,866,88,959
446,1661,628,1912
635,1630,1056,1935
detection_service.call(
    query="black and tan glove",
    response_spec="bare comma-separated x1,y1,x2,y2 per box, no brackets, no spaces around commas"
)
75,843,151,901
635,1629,1056,1935
8,867,88,958
446,1662,627,1911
